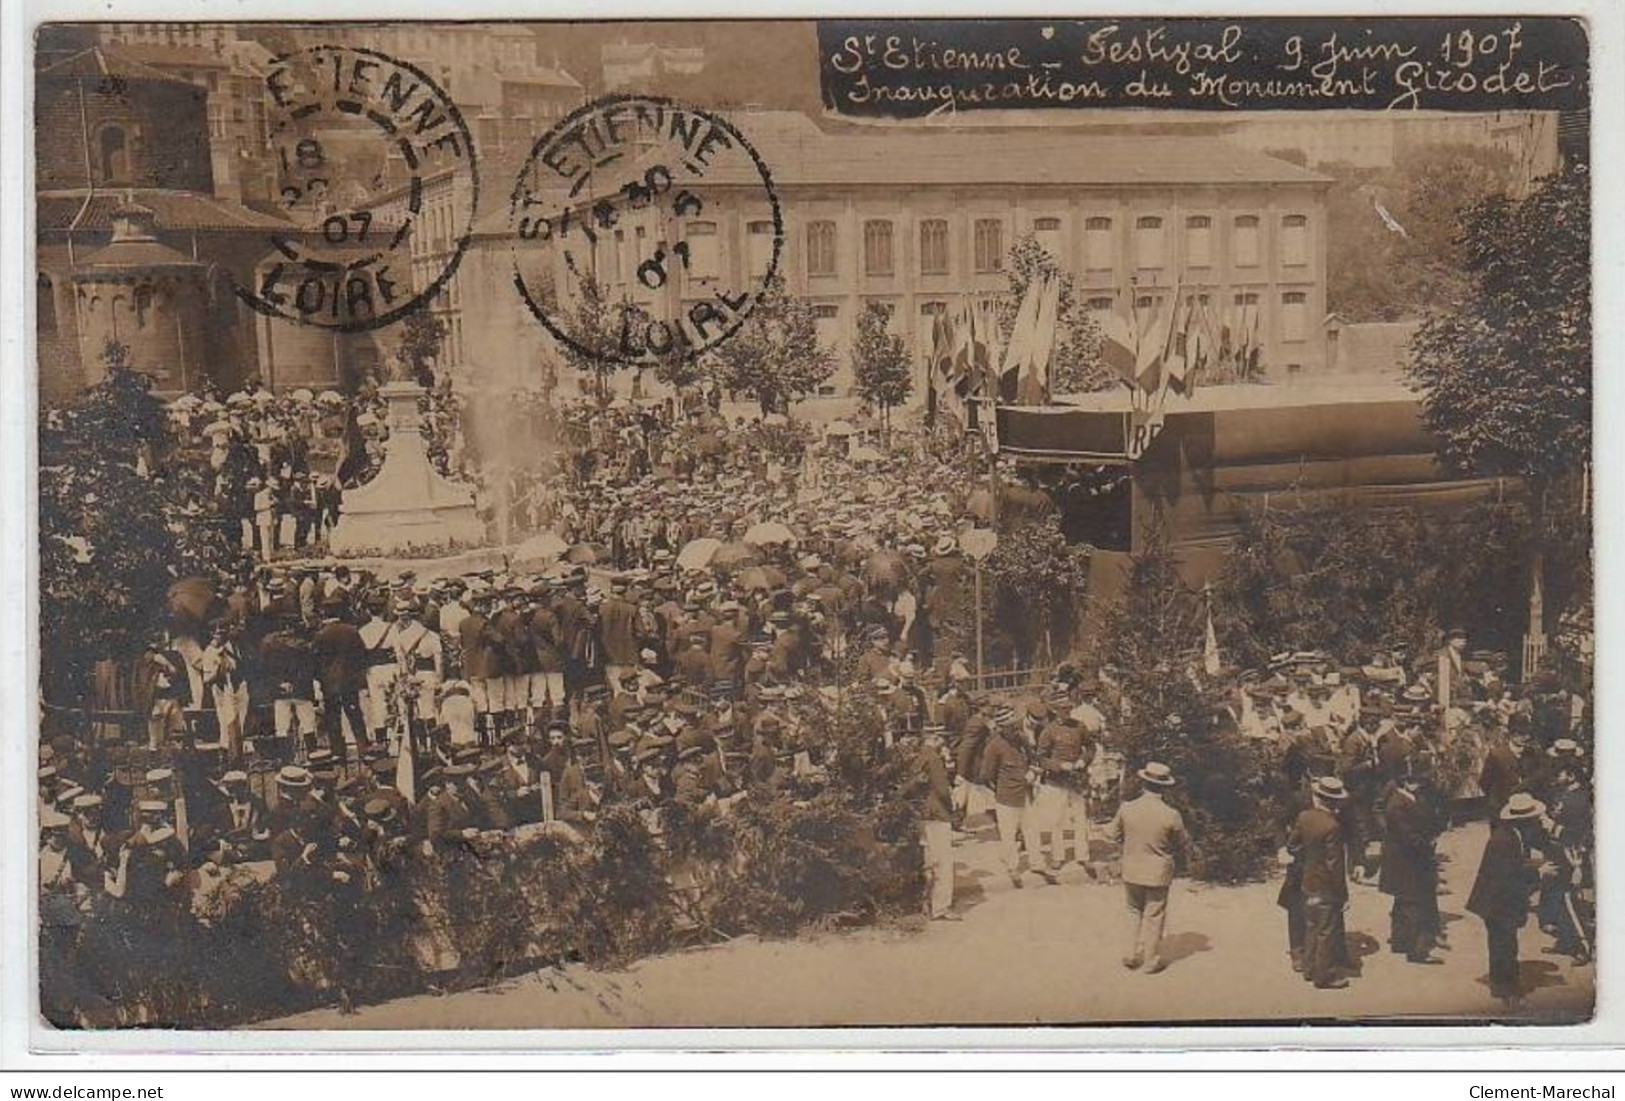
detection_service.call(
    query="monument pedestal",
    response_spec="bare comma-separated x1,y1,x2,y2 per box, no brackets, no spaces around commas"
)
328,381,484,556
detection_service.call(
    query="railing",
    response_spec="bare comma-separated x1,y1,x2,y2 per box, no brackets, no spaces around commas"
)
966,664,1056,695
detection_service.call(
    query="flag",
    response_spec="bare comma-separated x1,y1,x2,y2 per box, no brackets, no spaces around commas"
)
1022,274,1062,405
1203,600,1221,676
1162,294,1192,398
1099,309,1139,387
396,729,416,805
999,279,1042,403
1134,293,1172,396
1373,197,1409,239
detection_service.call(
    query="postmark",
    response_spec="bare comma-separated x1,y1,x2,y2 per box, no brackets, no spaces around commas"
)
237,45,478,333
508,94,782,368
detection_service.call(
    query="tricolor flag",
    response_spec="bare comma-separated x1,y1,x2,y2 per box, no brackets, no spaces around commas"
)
1373,197,1410,239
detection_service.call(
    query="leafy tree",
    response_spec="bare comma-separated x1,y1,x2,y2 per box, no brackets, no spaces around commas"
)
703,276,835,415
39,342,235,705
397,304,446,388
1408,166,1591,659
850,301,913,437
997,234,1111,394
1325,143,1516,322
1409,167,1590,481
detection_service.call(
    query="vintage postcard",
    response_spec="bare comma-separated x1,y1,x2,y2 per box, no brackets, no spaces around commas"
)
30,15,1594,1031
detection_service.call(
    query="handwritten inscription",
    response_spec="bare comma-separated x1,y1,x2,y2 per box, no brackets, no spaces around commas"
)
818,18,1588,117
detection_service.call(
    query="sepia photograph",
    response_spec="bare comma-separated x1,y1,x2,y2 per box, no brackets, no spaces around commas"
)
29,15,1595,1033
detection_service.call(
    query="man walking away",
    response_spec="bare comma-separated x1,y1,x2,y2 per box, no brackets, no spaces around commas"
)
1380,768,1443,964
1289,775,1352,989
1107,761,1189,974
914,724,959,920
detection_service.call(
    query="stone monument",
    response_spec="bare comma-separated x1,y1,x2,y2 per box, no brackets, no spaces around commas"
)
327,362,483,556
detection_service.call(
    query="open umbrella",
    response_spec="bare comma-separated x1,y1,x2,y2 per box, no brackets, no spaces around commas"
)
318,390,346,406
737,566,773,592
743,520,795,547
510,530,569,568
565,543,606,565
167,577,219,629
290,388,315,402
824,420,856,438
712,541,761,569
169,393,202,410
676,537,722,571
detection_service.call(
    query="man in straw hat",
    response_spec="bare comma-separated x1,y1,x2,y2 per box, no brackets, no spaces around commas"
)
1106,761,1190,974
1287,775,1353,989
1468,791,1559,1005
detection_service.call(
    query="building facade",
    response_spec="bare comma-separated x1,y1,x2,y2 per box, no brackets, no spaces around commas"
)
466,111,1333,397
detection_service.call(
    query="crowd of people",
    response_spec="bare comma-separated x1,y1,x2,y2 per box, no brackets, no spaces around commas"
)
39,378,1595,1015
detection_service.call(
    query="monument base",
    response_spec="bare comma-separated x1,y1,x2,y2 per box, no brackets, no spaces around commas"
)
328,380,485,558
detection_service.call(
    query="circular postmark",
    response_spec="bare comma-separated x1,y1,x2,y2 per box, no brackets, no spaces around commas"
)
239,46,478,333
508,95,782,368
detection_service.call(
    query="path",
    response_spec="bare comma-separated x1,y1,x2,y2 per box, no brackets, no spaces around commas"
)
265,818,1593,1029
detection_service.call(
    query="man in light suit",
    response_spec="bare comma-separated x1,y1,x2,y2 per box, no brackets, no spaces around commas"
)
1106,761,1189,974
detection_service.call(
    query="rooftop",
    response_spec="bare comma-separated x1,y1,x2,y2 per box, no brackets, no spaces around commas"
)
1049,376,1418,414
38,189,293,234
38,45,199,87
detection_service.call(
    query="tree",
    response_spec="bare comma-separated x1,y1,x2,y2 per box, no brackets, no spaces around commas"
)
397,305,446,388
548,275,621,402
703,276,835,414
997,234,1111,395
982,510,1090,665
39,342,235,705
1408,166,1591,658
1325,143,1517,322
850,301,912,437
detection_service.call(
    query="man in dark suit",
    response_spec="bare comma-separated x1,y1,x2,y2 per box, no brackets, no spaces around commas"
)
599,576,641,689
1479,727,1530,822
1287,775,1352,989
1380,770,1443,963
312,599,369,760
1467,792,1554,1005
914,723,957,920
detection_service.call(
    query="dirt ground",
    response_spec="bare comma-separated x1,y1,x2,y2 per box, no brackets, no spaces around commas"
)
266,816,1594,1030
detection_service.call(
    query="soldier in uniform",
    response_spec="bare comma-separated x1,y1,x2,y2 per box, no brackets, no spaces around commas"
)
385,601,443,755
1033,705,1095,870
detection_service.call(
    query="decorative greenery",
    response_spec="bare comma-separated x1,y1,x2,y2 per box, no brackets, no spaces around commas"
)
983,510,1090,665
397,306,447,388
704,276,836,415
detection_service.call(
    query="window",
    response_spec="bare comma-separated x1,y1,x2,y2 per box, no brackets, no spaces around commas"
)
806,220,837,277
134,285,153,329
863,219,895,276
1085,296,1115,314
973,218,1003,273
1282,291,1308,342
1281,214,1309,267
811,303,840,350
1084,216,1115,271
36,273,55,335
746,220,775,276
598,229,623,283
920,300,948,317
1234,215,1261,268
1134,294,1162,312
684,221,719,280
98,126,130,184
1233,291,1261,306
1134,216,1165,269
1185,215,1213,268
919,219,949,275
1033,216,1063,261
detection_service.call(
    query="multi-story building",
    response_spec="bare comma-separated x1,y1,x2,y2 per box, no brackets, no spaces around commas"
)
470,110,1332,397
93,24,279,207
601,40,706,92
